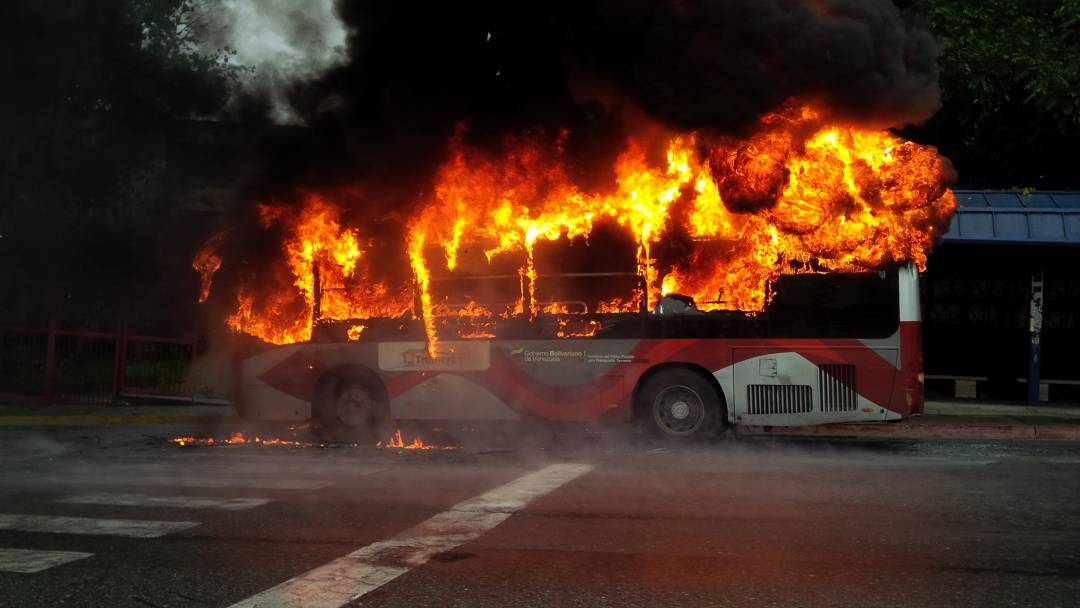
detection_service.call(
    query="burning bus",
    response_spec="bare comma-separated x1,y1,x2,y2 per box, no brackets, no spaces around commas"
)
199,105,956,440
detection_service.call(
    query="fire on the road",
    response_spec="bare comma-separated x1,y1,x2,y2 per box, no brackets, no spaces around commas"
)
170,429,459,450
169,433,305,447
376,428,459,451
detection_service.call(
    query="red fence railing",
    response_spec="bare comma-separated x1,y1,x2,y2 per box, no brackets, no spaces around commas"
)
0,322,207,405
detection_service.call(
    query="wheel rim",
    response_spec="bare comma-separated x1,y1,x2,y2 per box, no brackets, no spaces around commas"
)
334,384,373,428
652,384,706,435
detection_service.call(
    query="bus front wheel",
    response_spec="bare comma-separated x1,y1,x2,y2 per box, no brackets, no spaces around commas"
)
313,371,389,441
637,368,725,439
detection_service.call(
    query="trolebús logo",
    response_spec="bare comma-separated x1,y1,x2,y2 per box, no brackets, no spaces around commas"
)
378,341,490,371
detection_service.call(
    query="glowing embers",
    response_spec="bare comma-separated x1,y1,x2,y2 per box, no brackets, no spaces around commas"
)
169,433,305,447
557,318,601,338
376,428,459,451
169,427,460,450
346,324,366,341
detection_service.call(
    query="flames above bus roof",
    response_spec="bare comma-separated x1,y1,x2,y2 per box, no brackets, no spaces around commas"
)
209,103,956,346
193,1,957,347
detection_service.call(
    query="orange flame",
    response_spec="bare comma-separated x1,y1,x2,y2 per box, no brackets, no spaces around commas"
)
227,195,412,344
192,231,229,303
557,318,601,338
376,428,458,450
211,104,955,346
171,430,458,449
346,324,366,341
169,432,306,447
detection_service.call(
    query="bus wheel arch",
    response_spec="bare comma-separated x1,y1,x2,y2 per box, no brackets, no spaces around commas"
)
312,364,391,440
632,363,728,438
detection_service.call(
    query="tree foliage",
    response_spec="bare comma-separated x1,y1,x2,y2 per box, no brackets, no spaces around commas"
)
905,0,1080,187
1,1,241,284
919,0,1080,130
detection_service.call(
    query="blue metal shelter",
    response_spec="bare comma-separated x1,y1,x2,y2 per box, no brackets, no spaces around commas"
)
935,190,1080,403
944,190,1080,245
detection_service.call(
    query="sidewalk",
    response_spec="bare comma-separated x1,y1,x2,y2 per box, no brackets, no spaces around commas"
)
925,399,1080,419
739,399,1080,441
0,404,237,426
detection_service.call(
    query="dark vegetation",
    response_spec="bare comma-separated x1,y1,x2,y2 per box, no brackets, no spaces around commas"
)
1,1,239,306
901,0,1080,188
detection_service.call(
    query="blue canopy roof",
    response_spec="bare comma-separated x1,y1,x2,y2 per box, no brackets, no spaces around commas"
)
943,190,1080,245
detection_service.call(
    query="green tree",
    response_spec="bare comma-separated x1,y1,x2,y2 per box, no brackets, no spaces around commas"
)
904,0,1080,188
0,1,241,291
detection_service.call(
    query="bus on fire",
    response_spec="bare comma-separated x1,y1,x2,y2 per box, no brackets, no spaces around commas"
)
235,262,923,440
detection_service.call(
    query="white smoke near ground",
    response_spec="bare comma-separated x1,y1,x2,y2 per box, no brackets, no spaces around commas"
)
195,0,348,124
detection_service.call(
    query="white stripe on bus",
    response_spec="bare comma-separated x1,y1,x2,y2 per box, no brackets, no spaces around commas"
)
227,463,594,608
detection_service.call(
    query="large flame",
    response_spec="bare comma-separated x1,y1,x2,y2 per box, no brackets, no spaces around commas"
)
206,105,955,346
226,196,412,344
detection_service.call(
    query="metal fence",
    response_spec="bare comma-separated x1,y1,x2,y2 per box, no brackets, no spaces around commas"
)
0,321,209,405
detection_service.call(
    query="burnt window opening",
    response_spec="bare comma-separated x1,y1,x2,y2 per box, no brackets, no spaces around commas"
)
765,271,900,339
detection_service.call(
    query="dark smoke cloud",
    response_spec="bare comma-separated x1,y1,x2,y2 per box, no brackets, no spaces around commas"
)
201,0,947,336
570,0,941,134
236,1,939,195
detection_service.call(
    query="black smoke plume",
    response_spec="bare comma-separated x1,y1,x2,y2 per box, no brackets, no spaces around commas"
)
240,0,940,210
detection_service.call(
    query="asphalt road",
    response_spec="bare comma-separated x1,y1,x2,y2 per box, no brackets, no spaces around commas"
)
0,426,1078,608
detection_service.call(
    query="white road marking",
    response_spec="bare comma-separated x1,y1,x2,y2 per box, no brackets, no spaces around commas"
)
0,514,199,538
58,493,270,511
0,548,93,573
34,476,332,491
228,463,594,608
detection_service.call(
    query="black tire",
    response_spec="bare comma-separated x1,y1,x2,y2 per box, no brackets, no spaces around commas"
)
637,368,726,440
312,371,390,441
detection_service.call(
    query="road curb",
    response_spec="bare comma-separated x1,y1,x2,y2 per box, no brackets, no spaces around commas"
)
0,415,239,427
738,422,1080,441
925,401,1080,419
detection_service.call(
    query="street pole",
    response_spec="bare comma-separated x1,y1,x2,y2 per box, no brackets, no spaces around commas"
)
1027,271,1044,404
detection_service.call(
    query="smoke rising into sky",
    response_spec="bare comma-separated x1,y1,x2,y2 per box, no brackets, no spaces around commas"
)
190,0,945,216
571,0,942,132
197,0,348,124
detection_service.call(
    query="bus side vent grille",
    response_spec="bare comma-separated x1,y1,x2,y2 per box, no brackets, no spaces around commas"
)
746,385,813,415
820,364,858,412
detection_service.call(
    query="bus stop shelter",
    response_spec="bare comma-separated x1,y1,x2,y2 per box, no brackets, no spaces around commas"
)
925,190,1080,403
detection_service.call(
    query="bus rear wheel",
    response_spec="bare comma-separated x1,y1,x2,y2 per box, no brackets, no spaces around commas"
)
637,368,724,440
313,371,389,441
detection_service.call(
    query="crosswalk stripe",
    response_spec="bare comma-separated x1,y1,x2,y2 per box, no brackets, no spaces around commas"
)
0,514,199,538
58,494,271,511
0,548,94,573
33,476,332,491
227,463,595,608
